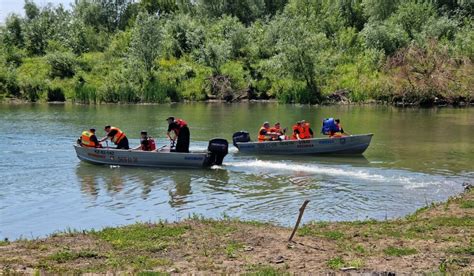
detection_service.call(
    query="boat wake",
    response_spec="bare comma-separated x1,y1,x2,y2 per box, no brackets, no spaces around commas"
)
224,160,386,181
223,160,461,188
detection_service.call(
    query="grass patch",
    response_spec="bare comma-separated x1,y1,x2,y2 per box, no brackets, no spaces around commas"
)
137,271,169,276
327,256,345,269
225,241,244,258
245,264,288,275
47,249,99,263
94,222,187,252
460,200,474,209
297,223,343,240
430,217,474,227
383,246,417,257
0,240,10,246
323,231,345,240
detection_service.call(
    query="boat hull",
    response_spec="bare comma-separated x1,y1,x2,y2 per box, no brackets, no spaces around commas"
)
74,145,214,168
235,134,373,155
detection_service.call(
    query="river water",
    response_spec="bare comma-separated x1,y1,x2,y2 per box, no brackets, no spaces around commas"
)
0,103,472,240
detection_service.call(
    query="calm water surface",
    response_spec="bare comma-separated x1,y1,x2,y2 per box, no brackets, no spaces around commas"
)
0,103,472,239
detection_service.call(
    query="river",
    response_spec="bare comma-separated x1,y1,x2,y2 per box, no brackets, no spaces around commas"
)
0,103,472,240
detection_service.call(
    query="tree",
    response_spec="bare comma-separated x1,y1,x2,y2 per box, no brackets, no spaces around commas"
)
24,0,40,20
128,12,162,78
391,1,436,39
362,0,399,21
3,14,24,48
270,14,329,103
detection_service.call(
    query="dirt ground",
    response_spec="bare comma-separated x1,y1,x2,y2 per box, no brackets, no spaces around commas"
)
1,189,473,274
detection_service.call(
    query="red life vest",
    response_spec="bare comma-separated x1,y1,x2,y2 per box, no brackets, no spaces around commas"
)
176,119,187,127
141,138,156,151
172,119,188,136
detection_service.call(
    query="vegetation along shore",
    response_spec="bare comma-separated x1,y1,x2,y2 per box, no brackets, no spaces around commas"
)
0,0,473,106
1,186,472,274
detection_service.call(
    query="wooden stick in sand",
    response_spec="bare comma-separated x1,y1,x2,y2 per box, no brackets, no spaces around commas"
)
288,200,310,242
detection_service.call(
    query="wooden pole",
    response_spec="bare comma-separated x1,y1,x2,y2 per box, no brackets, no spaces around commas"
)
288,200,310,242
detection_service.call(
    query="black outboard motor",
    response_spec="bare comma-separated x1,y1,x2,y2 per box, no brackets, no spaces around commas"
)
207,138,229,166
232,131,251,148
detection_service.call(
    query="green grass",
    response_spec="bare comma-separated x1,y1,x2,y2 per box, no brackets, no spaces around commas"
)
327,256,345,269
93,222,188,252
383,246,417,257
245,264,288,275
460,200,474,209
225,241,244,258
0,240,10,246
47,249,99,263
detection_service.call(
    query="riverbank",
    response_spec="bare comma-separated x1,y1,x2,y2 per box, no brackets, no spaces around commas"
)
1,187,472,274
1,96,473,107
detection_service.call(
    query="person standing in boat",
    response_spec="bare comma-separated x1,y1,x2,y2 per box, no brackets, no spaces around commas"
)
258,121,278,142
166,117,190,152
100,125,129,149
133,131,156,151
78,128,101,148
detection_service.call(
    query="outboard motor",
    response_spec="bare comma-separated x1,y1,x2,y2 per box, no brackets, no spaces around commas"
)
207,138,229,166
232,131,251,148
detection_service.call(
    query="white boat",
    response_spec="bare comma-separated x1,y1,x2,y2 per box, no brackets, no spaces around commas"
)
74,138,228,168
232,132,373,155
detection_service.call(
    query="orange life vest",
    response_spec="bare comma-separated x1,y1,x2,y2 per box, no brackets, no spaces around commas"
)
329,123,343,137
109,127,125,145
291,125,304,140
81,131,97,147
258,126,271,142
270,127,283,135
302,122,312,139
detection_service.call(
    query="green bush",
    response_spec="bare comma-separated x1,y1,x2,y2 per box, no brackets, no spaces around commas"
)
0,66,20,96
47,86,65,101
46,51,77,79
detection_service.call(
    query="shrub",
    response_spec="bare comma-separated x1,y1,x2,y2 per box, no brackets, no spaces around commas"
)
46,51,77,79
47,87,65,101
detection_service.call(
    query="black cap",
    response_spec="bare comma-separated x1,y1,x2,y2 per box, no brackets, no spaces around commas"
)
140,130,148,135
104,125,111,129
166,116,174,121
89,128,96,132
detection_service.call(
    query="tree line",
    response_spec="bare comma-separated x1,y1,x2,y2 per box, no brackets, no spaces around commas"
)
0,0,472,105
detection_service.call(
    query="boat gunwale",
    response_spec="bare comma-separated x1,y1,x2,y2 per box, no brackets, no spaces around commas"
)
235,133,374,146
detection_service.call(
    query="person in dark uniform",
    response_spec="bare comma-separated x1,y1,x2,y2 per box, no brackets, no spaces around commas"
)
166,117,190,153
100,125,129,149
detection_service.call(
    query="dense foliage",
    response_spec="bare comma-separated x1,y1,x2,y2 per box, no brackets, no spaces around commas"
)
0,0,472,105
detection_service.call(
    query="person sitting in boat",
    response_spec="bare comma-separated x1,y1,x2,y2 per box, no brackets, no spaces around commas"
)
166,117,190,152
100,125,129,149
321,118,345,138
258,121,278,142
270,122,288,140
291,121,306,140
78,128,101,148
332,119,345,137
133,131,156,151
300,120,314,139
